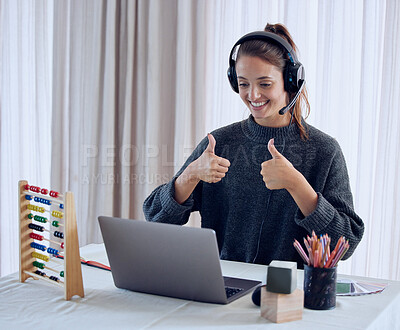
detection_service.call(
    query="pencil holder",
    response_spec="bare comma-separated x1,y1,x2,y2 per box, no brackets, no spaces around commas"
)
303,265,336,310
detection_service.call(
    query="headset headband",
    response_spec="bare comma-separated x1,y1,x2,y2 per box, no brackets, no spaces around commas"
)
228,31,299,66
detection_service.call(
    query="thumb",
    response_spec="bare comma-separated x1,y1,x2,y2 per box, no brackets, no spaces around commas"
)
206,133,216,153
268,138,282,159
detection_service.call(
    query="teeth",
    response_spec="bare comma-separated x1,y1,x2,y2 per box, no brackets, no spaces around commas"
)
251,101,267,107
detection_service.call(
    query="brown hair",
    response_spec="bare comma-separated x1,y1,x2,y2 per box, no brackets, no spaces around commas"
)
236,23,310,139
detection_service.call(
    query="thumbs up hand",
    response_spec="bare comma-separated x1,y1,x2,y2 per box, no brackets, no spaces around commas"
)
260,138,297,190
191,133,231,183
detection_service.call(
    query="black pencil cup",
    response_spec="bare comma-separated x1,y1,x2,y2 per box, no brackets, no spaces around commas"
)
303,265,337,310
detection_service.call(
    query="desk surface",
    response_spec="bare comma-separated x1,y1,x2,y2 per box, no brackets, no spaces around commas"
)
1,244,400,329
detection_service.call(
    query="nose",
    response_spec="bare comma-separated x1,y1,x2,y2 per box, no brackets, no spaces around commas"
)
249,85,261,100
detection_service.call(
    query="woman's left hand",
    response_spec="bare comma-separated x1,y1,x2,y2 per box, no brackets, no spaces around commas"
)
260,138,298,190
261,138,318,216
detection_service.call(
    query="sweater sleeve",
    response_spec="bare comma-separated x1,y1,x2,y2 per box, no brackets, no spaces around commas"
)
293,143,364,259
142,137,207,225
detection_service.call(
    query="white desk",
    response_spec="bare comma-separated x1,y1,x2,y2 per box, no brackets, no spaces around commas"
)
1,244,399,329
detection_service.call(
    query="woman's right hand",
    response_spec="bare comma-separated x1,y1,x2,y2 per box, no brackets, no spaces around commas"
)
174,134,230,204
189,133,231,183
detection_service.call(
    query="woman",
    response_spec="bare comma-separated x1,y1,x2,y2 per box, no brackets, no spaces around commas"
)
143,23,364,267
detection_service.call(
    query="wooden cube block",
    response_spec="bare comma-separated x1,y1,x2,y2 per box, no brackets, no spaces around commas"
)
260,288,304,323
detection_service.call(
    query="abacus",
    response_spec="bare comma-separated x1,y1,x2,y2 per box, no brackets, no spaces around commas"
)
19,180,84,300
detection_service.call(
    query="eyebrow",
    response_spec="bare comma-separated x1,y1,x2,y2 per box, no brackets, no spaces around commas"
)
237,76,274,80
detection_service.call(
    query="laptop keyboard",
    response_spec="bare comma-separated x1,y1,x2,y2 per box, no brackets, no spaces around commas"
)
225,286,244,299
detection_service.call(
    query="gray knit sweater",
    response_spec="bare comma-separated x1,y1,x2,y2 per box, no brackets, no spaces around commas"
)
143,115,364,267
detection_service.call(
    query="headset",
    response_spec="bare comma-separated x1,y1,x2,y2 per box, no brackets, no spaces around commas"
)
227,31,305,115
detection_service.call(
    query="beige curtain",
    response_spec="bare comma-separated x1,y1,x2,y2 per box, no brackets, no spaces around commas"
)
50,0,207,245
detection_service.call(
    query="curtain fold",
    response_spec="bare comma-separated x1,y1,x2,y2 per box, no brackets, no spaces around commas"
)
366,0,400,279
0,0,53,276
1,0,399,280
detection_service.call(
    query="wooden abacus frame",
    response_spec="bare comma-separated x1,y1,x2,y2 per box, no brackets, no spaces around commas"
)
19,180,84,300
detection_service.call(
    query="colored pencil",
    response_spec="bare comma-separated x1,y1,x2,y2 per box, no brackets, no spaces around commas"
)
293,233,349,268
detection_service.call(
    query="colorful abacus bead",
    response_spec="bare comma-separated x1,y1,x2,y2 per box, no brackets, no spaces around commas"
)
28,213,34,219
30,232,43,240
60,242,64,249
34,215,47,223
41,188,48,195
49,190,59,198
59,204,64,209
24,184,30,190
30,186,40,193
54,231,64,239
51,210,63,218
32,251,50,262
25,195,33,201
60,271,64,277
28,223,45,232
27,204,45,213
47,247,59,256
52,220,59,227
30,242,46,251
34,196,51,205
34,270,46,277
49,276,59,282
33,261,45,269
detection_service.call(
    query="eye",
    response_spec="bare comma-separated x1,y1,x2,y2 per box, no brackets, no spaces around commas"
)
260,83,271,87
238,82,249,88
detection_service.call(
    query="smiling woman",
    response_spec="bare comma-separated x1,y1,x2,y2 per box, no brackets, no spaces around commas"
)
233,24,309,138
143,23,365,268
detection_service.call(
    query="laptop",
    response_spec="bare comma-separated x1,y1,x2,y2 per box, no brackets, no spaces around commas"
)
98,216,261,304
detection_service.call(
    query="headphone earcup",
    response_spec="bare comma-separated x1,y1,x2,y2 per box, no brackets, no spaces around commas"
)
284,63,304,93
227,66,239,93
